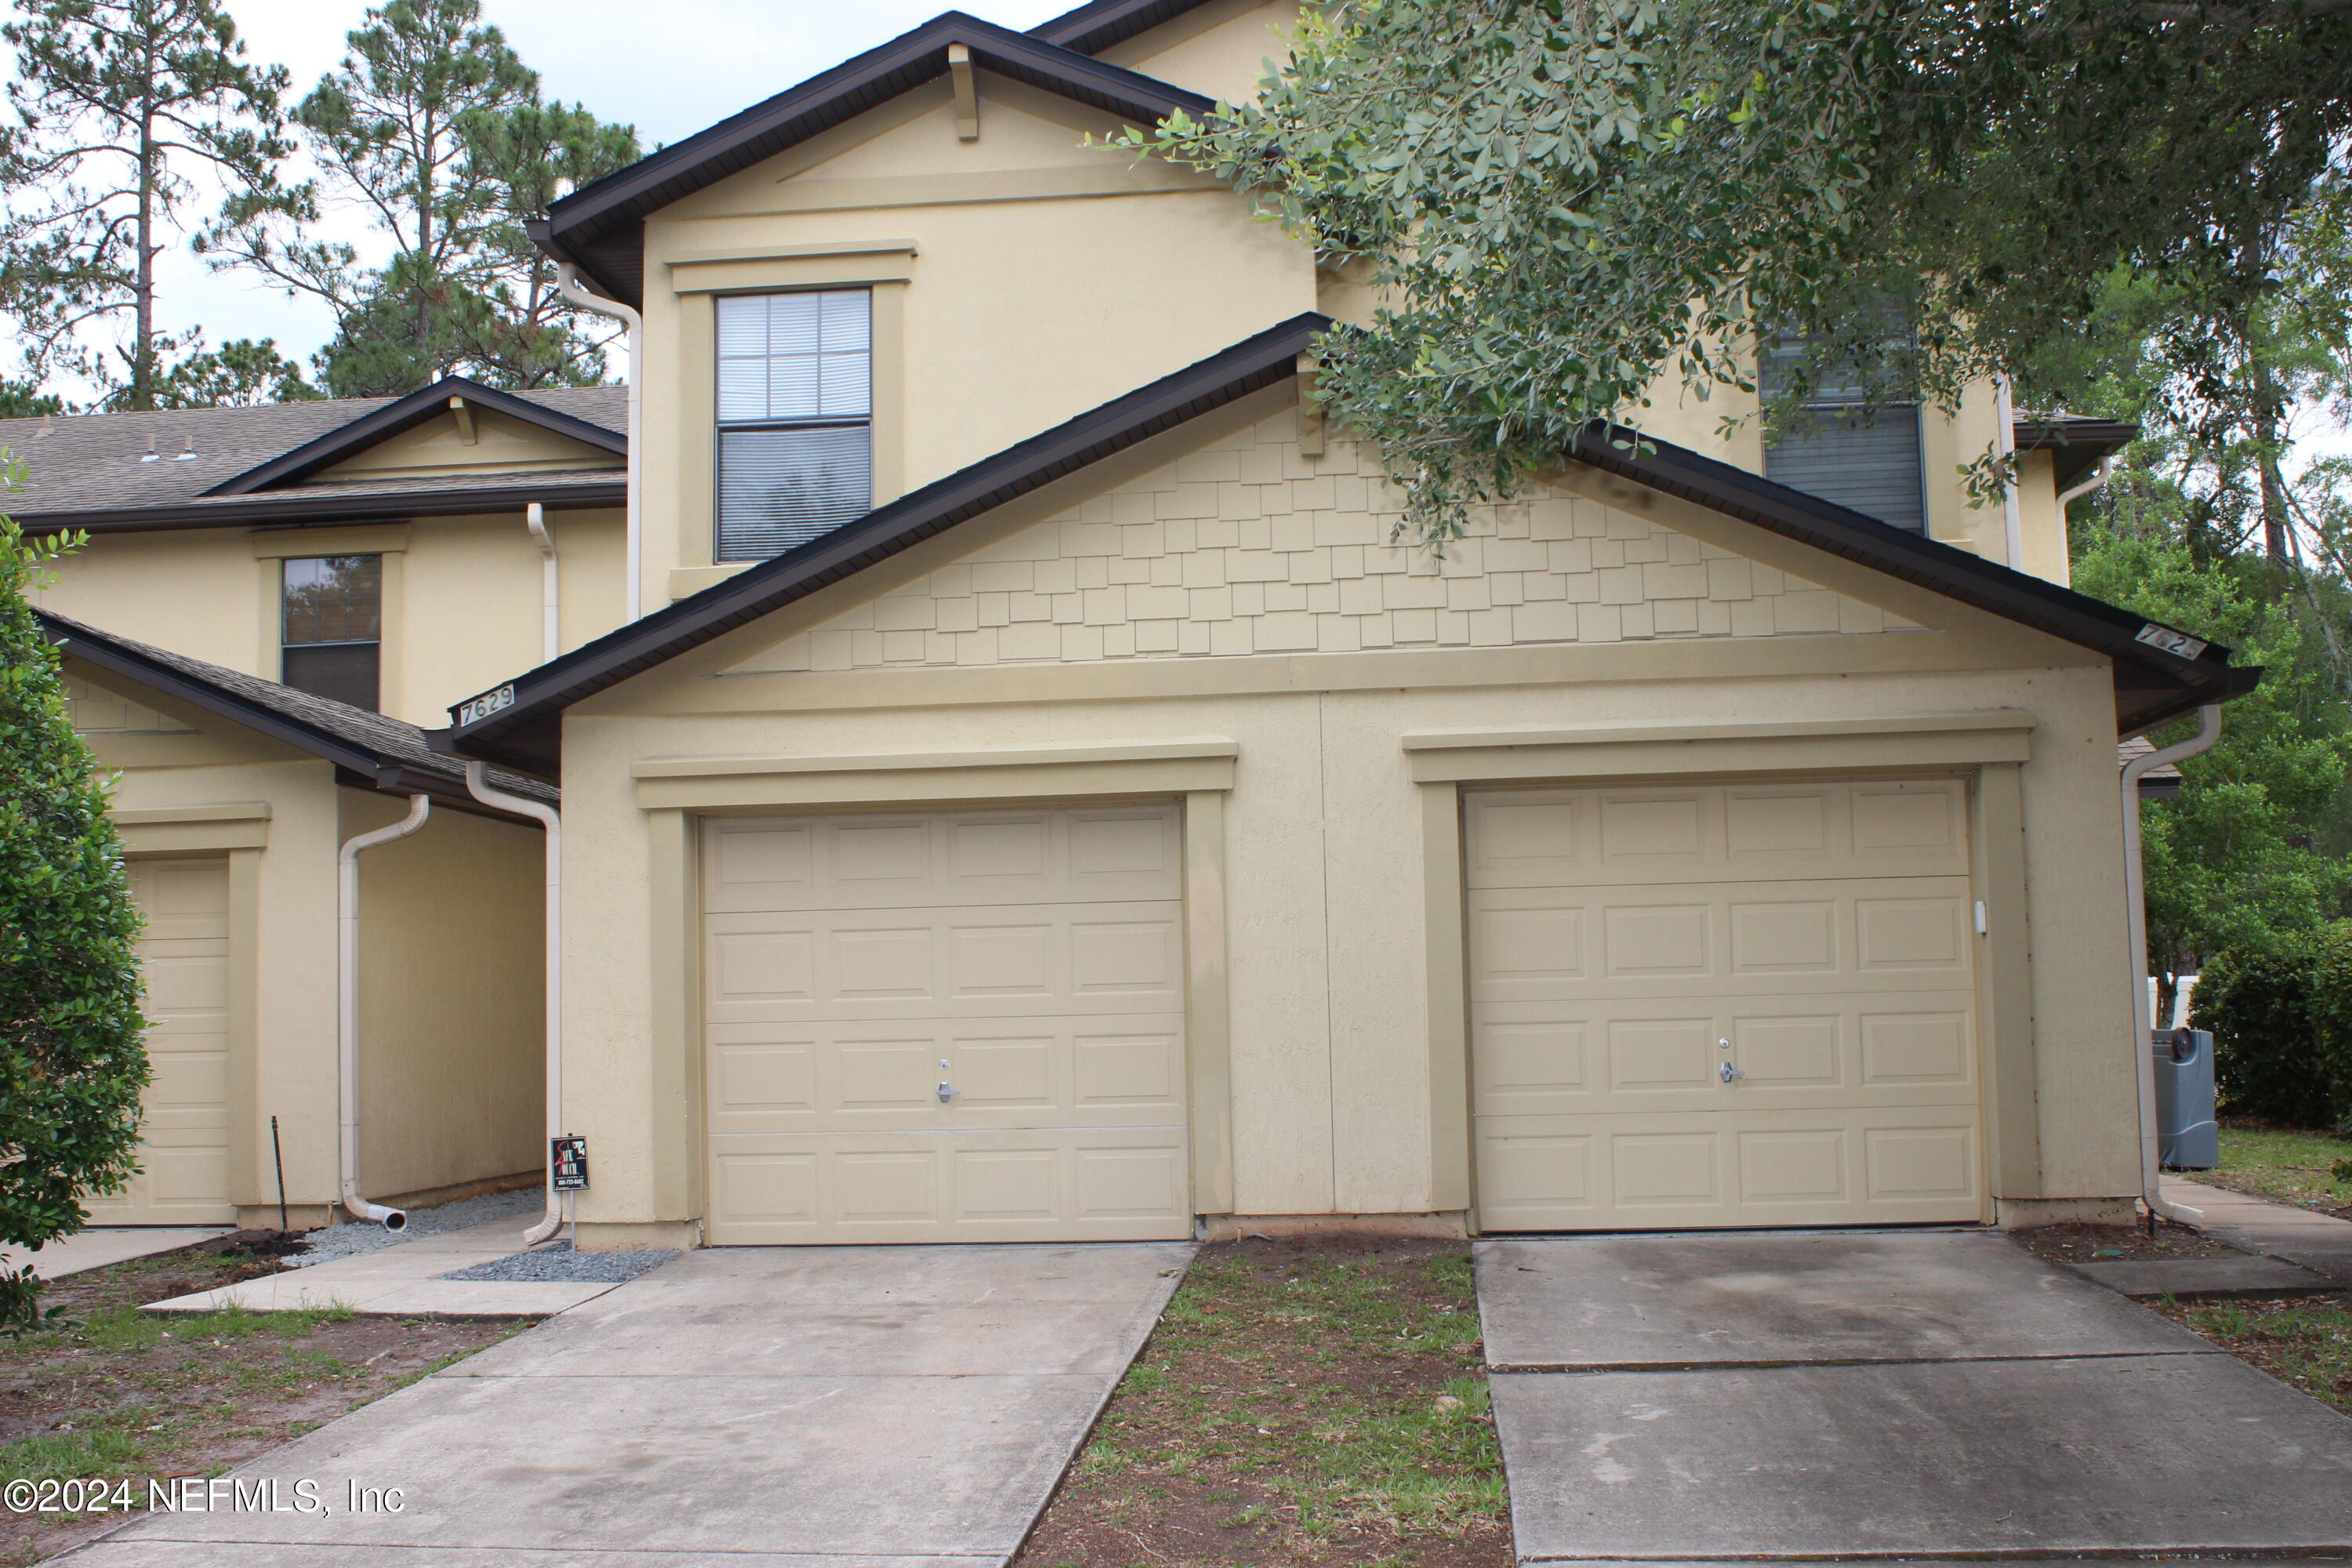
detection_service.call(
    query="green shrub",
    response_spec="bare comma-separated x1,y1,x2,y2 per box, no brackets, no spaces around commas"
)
0,501,149,1334
2192,923,2352,1128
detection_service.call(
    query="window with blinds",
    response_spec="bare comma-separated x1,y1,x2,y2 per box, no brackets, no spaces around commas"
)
281,554,382,711
715,289,873,561
1759,332,1928,534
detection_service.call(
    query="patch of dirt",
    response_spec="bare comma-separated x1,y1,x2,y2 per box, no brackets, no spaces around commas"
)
2151,1295,2352,1417
1015,1236,1511,1568
0,1247,529,1565
2011,1219,2246,1266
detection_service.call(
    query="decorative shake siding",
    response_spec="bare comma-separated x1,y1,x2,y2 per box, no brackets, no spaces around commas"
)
753,411,1921,673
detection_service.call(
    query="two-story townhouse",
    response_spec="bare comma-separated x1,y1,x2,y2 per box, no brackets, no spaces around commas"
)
425,0,2250,1253
13,380,629,1227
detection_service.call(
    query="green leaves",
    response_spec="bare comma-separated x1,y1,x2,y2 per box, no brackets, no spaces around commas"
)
0,483,149,1337
1127,0,2351,542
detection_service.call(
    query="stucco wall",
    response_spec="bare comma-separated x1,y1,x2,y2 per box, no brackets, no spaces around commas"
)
550,387,2141,1237
38,506,625,728
346,789,545,1200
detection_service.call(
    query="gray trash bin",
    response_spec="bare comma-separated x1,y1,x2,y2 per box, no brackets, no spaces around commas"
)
2151,1027,2219,1170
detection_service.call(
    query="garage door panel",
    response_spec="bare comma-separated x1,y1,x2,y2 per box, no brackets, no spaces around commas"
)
1467,780,1969,890
1469,779,1984,1231
1475,1109,1984,1230
706,1127,1191,1245
703,805,1189,1243
86,856,234,1226
703,808,1181,914
704,902,1183,1021
1471,878,1971,1001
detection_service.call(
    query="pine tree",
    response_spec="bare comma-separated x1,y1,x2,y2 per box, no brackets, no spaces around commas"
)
0,0,289,411
0,492,149,1336
204,0,638,396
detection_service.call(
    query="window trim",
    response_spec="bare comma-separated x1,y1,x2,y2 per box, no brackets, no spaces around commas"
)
710,287,880,565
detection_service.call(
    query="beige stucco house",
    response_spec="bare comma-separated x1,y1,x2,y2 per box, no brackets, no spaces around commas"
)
16,0,2248,1249
420,0,2251,1251
12,380,626,1229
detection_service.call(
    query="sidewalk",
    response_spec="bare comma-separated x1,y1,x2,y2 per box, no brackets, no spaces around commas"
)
2166,1174,2352,1287
142,1214,624,1317
0,1227,230,1280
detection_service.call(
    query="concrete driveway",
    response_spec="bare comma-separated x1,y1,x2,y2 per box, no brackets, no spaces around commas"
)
63,1241,1190,1566
1478,1229,2352,1563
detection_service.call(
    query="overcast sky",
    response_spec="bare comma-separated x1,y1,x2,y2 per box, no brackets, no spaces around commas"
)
136,1,1075,381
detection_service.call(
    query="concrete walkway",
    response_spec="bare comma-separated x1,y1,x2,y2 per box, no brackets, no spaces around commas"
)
2169,1173,2352,1287
142,1213,619,1318
0,1226,230,1279
1477,1229,2352,1563
63,1241,1190,1566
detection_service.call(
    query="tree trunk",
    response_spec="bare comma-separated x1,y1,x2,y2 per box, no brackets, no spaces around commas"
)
131,34,159,412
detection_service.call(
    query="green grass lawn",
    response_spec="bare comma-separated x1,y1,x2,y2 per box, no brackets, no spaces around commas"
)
2158,1297,2352,1416
2194,1123,2352,1214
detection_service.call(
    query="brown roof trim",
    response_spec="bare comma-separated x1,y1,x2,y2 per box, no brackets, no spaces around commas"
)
2013,415,2140,492
438,313,1326,776
538,13,1212,304
41,611,557,819
1566,422,2246,733
438,322,2252,780
1029,0,1225,53
15,477,626,535
204,375,625,496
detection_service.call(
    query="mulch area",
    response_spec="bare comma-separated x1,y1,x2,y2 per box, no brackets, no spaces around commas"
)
0,1236,528,1566
2009,1218,2246,1266
1016,1236,1510,1568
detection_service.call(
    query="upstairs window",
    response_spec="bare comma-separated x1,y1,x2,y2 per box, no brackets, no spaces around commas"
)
1759,331,1928,534
281,554,381,711
715,289,873,561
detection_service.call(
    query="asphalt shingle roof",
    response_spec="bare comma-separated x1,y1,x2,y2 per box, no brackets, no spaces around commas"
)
42,608,557,807
0,386,624,523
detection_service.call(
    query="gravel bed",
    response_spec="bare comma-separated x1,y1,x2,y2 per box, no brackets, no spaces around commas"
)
438,1242,679,1284
282,1186,543,1268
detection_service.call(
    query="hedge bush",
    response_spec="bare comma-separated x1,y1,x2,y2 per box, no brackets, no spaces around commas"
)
0,508,149,1334
2191,921,2352,1129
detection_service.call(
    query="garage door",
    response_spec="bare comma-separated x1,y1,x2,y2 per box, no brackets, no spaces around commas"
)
85,857,236,1225
701,805,1190,1243
1468,779,1984,1230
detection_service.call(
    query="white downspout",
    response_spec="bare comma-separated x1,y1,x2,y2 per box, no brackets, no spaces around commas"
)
1994,377,2025,570
339,793,432,1229
463,761,565,1247
524,502,559,662
2057,456,2114,511
2121,702,2223,1226
554,263,643,623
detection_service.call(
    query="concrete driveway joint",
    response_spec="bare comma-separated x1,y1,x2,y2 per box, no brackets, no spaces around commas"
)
1479,1229,2352,1564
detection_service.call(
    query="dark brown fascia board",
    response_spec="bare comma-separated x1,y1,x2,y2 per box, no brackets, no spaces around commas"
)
437,312,1330,777
42,613,555,821
18,478,626,536
1030,0,1221,53
203,376,625,497
538,12,1213,305
2012,416,2140,492
1567,422,2247,731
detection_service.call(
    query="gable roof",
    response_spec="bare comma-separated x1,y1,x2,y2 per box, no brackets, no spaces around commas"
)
2,385,625,535
438,314,2249,780
42,610,556,815
1029,0,1231,54
535,11,1212,305
202,375,624,496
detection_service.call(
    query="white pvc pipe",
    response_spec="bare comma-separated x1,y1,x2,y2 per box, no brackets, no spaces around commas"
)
524,502,559,661
1993,377,2025,570
338,793,433,1229
464,761,566,1247
2121,703,2223,1226
554,263,643,623
2057,456,2114,511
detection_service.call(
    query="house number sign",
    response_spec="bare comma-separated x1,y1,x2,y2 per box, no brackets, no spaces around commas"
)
551,1135,590,1192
